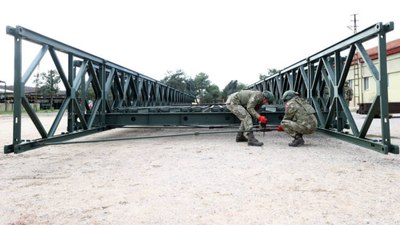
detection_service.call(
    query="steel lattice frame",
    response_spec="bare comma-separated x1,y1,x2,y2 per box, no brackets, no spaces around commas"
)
248,22,399,154
5,26,195,153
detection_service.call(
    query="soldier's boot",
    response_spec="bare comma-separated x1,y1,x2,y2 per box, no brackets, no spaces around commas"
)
247,132,264,146
288,134,305,147
236,132,248,142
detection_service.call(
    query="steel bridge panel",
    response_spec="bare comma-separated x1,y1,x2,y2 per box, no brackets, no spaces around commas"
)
5,25,195,153
94,111,284,127
248,22,398,154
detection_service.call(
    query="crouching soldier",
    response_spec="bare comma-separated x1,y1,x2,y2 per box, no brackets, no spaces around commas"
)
277,90,317,147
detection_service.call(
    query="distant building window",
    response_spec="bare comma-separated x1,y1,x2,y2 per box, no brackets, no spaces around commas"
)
363,77,369,90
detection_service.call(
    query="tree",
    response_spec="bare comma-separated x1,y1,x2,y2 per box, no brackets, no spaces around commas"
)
259,68,279,80
161,69,190,92
33,71,41,104
185,78,196,96
202,84,221,103
39,69,61,110
193,72,211,103
221,80,247,101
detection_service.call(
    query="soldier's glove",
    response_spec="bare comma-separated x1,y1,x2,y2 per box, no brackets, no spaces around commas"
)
258,116,268,124
277,125,284,132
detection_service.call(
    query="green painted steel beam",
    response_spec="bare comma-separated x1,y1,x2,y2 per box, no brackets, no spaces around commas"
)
4,127,110,154
99,111,284,127
318,128,399,154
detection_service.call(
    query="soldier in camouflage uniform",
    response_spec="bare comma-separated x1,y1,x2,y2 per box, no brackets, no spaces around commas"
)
323,81,353,105
277,90,318,147
323,85,330,103
226,90,274,146
344,81,353,105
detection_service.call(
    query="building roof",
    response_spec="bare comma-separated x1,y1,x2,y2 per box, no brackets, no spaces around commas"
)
353,38,400,63
387,39,400,55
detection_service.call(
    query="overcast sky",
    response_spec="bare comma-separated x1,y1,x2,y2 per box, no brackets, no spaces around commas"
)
0,0,399,89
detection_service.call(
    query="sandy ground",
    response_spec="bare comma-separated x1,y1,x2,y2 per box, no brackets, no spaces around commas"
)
1,113,400,225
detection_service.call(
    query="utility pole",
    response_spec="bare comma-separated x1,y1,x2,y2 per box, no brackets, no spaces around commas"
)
348,14,362,109
348,13,358,34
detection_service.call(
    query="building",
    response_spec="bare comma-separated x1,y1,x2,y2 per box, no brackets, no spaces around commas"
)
346,38,400,113
0,88,13,100
0,86,66,112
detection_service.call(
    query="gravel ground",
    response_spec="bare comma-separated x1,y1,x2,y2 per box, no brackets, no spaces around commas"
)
1,113,400,225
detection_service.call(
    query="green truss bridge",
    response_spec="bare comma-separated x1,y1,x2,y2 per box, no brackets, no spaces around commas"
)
4,22,399,155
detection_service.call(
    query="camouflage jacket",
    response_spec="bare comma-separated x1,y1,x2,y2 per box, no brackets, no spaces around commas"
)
324,84,353,101
344,85,353,101
227,90,264,118
283,96,317,126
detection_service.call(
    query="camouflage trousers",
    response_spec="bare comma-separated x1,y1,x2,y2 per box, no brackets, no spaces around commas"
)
281,119,317,138
226,103,253,132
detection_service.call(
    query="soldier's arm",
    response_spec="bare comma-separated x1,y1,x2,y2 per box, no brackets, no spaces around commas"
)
246,95,261,119
283,103,297,120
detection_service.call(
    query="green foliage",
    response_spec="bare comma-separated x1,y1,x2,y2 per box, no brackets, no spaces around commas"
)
160,69,189,92
38,69,61,109
259,73,267,80
161,70,221,104
268,68,279,75
194,72,211,93
87,86,96,99
202,84,220,103
160,68,280,103
185,78,195,94
193,72,212,103
221,80,246,100
39,69,60,94
259,68,279,80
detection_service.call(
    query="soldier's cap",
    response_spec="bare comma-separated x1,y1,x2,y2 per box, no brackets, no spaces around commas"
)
282,90,299,102
262,91,274,103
